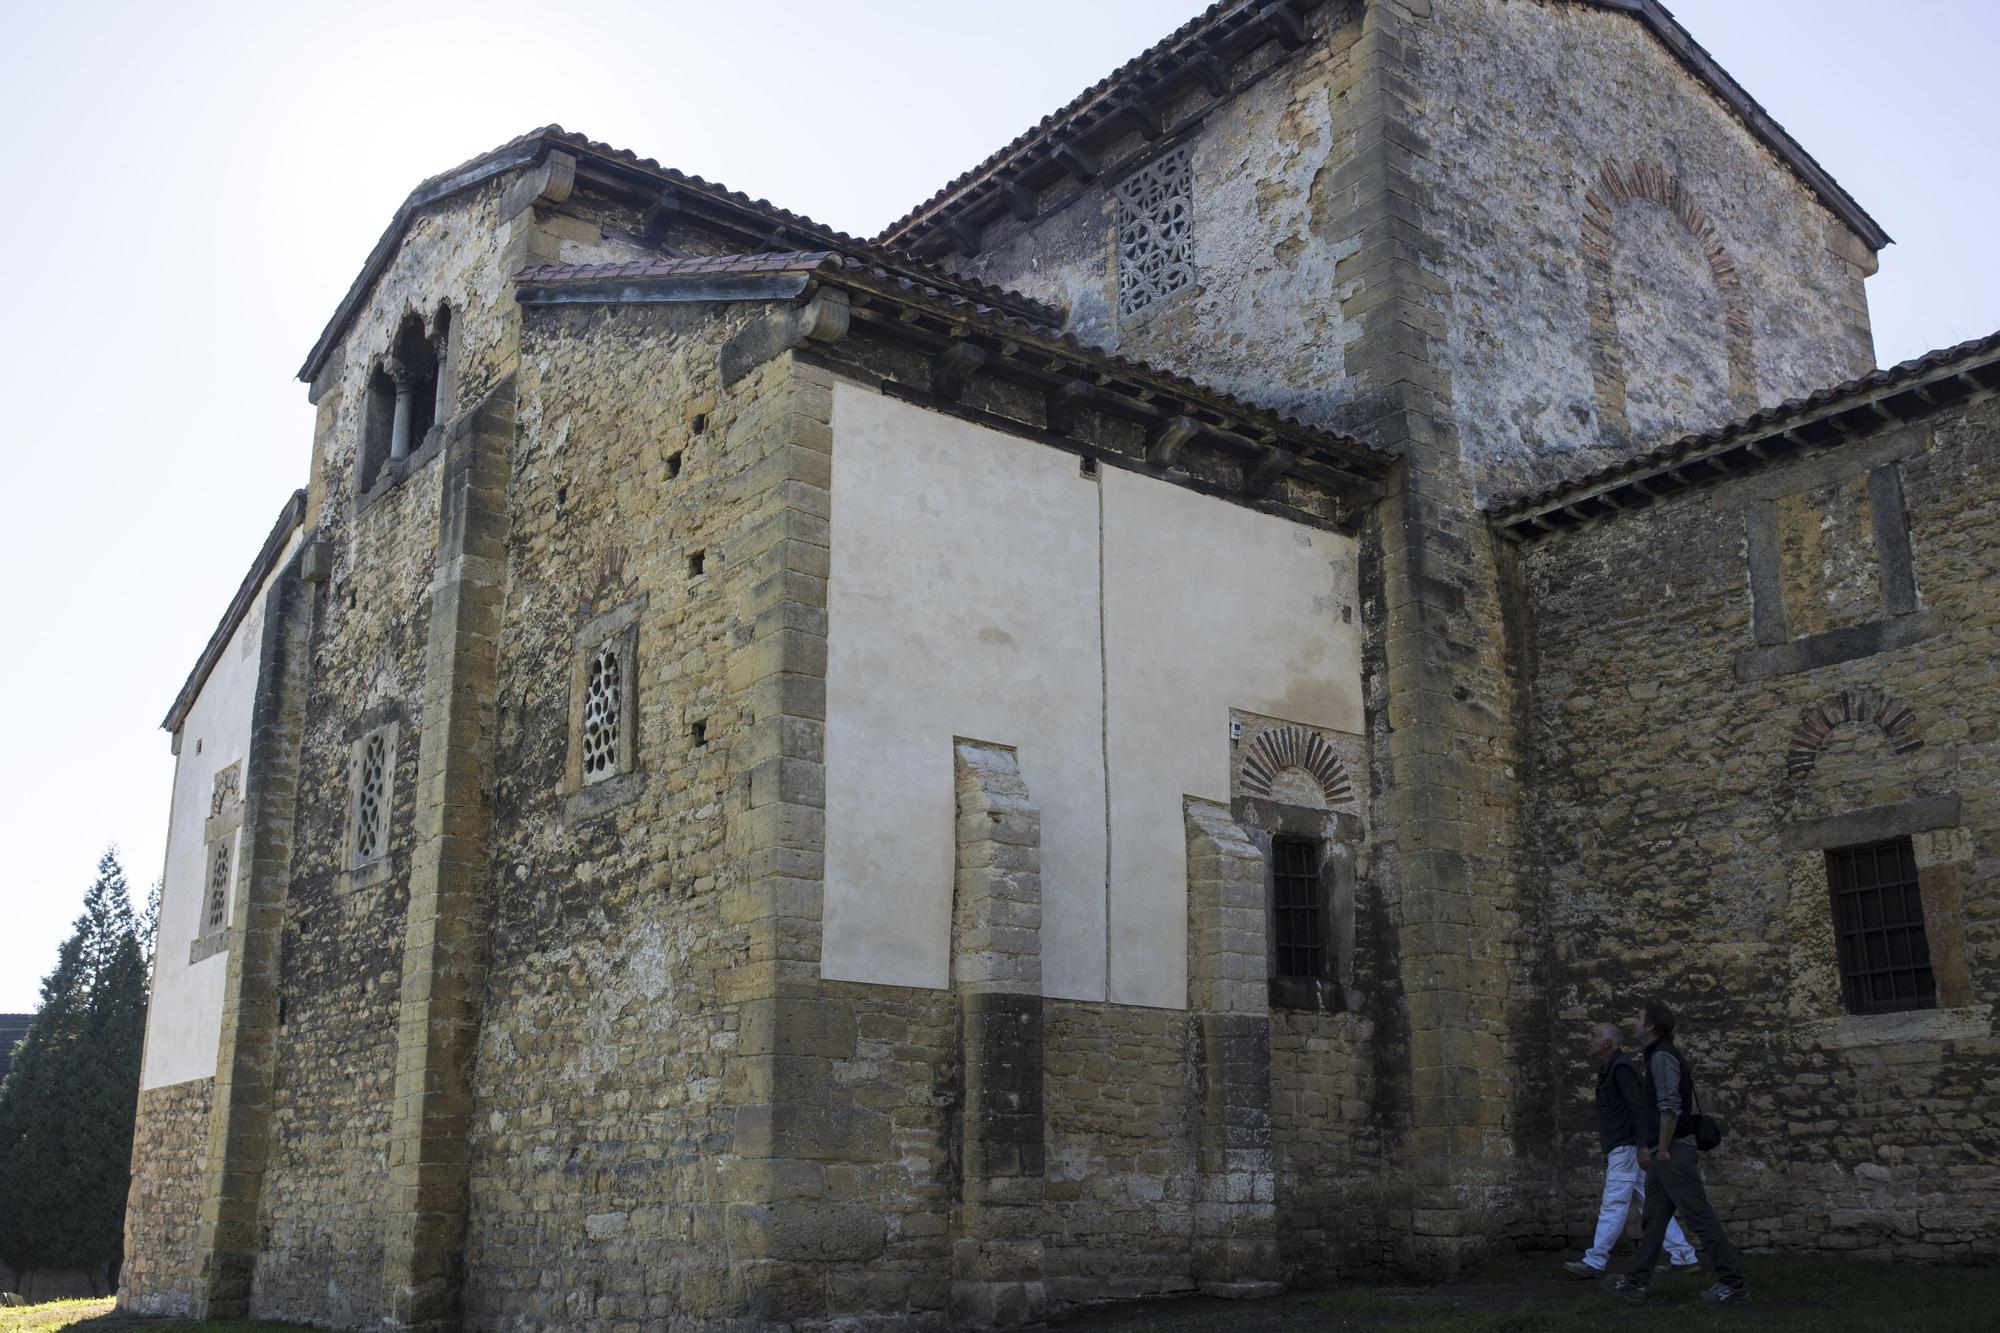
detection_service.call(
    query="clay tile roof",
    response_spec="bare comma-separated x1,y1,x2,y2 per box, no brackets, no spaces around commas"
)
879,0,1888,253
1490,327,2000,524
878,0,1262,244
301,127,1065,385
515,251,1390,469
515,252,836,284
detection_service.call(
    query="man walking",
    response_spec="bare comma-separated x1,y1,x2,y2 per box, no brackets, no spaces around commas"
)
1563,1022,1698,1279
1607,998,1750,1305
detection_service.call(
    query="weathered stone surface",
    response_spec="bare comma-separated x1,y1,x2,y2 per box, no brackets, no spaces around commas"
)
1518,392,2000,1263
119,1079,212,1317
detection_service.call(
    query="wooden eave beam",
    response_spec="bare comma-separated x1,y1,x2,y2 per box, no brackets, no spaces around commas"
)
839,293,1384,498
1112,97,1164,141
1001,182,1039,222
1259,1,1310,50
1186,52,1233,98
945,217,984,257
1146,415,1201,466
1050,140,1101,182
931,341,988,401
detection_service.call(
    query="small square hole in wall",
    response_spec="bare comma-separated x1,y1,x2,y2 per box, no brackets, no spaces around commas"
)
1079,455,1100,478
690,412,707,435
688,550,706,578
666,451,683,479
691,719,708,747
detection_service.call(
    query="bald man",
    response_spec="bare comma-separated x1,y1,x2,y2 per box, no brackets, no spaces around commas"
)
1563,1022,1698,1278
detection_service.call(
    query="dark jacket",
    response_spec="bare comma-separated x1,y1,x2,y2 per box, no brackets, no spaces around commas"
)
1595,1051,1654,1153
1642,1038,1698,1144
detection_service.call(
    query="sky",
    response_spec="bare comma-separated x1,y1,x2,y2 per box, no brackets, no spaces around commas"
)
1,0,1995,1011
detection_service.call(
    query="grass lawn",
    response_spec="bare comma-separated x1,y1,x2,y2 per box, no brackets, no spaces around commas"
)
6,1255,1994,1330
0,1299,298,1333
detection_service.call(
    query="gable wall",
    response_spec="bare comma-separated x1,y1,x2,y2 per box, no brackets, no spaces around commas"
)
1416,0,1877,504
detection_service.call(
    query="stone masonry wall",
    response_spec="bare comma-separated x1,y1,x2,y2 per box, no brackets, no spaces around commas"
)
197,168,659,1329
1518,394,2000,1262
120,1078,213,1315
457,297,793,1329
1416,0,1879,504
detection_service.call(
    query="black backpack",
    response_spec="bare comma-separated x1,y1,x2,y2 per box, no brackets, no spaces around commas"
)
1669,1047,1727,1152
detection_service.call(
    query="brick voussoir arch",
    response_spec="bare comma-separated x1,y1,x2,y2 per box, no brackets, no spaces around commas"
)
1582,156,1759,442
1785,687,1924,777
1239,725,1355,809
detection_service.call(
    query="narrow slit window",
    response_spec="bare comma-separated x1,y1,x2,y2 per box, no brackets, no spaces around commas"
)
206,841,232,933
581,644,624,782
1827,837,1936,1015
1272,836,1323,980
354,733,388,863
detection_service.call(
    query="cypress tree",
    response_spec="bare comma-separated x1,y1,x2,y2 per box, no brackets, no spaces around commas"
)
0,849,150,1294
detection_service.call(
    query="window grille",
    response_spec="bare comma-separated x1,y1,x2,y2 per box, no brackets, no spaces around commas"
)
1826,837,1936,1015
355,733,387,863
1272,836,1323,980
581,645,624,782
207,841,232,932
1115,145,1195,319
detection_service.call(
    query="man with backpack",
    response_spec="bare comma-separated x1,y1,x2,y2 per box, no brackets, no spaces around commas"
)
1563,1021,1699,1279
1606,998,1750,1305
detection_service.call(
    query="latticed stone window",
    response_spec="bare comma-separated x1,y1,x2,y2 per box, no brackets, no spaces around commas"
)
567,582,644,813
206,841,232,933
344,725,398,874
355,733,388,861
1115,145,1195,319
581,643,625,783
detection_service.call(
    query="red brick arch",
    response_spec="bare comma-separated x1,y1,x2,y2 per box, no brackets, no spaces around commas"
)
1582,157,1759,442
1239,725,1355,809
1786,688,1924,777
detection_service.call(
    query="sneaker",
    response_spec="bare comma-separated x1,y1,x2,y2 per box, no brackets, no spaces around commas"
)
1656,1258,1702,1273
1701,1282,1750,1304
1604,1274,1648,1305
1563,1260,1602,1279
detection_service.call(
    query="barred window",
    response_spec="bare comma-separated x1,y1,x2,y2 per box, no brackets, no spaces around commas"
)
206,841,232,932
581,644,624,782
1271,837,1323,980
354,733,388,864
1827,838,1936,1015
1115,145,1194,319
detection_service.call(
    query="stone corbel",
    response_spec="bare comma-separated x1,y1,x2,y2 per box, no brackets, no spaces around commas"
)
719,287,852,385
500,148,577,218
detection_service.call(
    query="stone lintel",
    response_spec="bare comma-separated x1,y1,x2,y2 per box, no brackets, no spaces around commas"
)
1778,794,1960,852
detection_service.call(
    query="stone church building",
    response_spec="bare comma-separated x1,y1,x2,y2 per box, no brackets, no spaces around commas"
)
123,1,1996,1328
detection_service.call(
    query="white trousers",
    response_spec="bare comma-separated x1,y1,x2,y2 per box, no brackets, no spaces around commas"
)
1585,1145,1697,1268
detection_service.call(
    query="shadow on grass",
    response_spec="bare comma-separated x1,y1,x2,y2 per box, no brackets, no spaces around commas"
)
1051,1253,2000,1331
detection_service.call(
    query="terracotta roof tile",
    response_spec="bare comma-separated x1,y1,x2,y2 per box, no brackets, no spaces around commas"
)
515,252,835,284
514,252,1391,468
879,0,1886,252
301,128,1063,383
